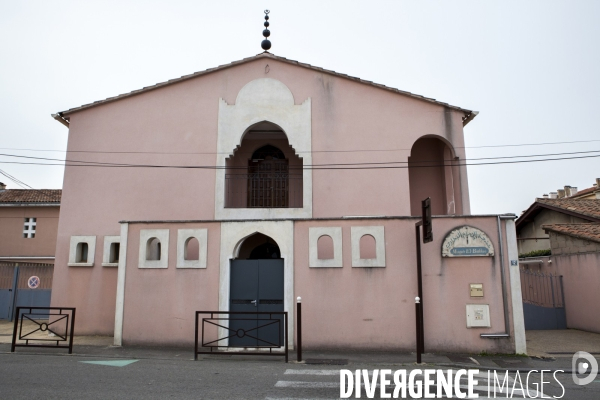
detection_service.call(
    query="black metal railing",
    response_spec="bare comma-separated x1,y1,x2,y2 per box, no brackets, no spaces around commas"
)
225,173,302,208
11,307,76,354
194,311,288,362
520,269,565,308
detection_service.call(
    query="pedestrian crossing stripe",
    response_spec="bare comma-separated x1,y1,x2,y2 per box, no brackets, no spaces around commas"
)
79,360,139,367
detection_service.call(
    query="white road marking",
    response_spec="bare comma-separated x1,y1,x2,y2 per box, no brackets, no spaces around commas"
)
284,369,341,375
275,381,339,388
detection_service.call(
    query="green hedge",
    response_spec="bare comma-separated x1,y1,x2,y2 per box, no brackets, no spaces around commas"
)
519,249,551,258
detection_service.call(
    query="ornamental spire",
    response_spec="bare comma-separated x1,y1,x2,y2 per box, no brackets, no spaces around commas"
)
261,10,271,51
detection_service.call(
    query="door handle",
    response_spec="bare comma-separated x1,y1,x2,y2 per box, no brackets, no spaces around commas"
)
251,300,257,307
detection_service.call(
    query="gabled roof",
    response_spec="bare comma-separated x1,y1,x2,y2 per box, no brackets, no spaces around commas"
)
542,223,600,244
52,52,477,127
516,199,600,230
0,189,61,204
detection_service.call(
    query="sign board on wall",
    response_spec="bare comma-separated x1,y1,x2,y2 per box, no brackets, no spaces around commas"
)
442,226,494,257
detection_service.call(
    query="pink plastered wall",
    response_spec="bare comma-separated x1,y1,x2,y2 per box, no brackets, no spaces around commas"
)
121,223,221,346
294,217,516,353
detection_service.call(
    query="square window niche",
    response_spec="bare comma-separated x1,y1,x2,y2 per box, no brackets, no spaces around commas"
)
308,227,343,268
351,226,386,268
177,229,208,269
138,229,169,269
68,236,96,267
102,236,121,267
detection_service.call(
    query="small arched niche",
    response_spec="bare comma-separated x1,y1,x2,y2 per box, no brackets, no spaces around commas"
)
225,121,303,209
146,238,161,261
236,232,281,260
184,237,200,261
359,234,377,259
317,235,334,260
408,137,461,216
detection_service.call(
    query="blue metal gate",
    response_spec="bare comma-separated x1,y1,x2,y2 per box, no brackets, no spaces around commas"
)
520,268,566,330
0,263,53,320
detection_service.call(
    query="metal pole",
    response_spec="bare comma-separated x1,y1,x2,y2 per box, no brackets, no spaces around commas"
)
194,312,199,361
68,308,76,354
296,296,302,362
415,297,421,364
284,312,289,363
415,222,424,353
10,307,20,353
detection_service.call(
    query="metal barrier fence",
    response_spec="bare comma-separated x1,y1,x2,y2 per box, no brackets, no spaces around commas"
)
11,307,76,354
520,268,565,308
194,311,288,362
225,173,303,208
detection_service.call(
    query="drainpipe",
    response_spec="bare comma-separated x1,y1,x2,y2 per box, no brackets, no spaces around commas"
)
480,215,512,339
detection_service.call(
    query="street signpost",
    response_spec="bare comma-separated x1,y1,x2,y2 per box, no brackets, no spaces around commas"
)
415,197,432,363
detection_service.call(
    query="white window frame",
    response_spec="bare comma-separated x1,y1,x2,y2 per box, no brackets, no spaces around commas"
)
23,217,37,239
138,229,169,269
68,236,96,267
309,227,343,268
177,229,208,269
351,226,386,268
102,236,121,267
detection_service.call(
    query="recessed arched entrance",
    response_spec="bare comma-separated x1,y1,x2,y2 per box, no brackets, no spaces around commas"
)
229,233,284,347
408,136,461,216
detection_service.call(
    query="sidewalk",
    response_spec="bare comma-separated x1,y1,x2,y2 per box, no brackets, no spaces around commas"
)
1,320,598,372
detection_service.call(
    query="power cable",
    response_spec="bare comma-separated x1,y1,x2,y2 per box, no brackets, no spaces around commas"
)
1,153,599,170
1,138,599,155
1,149,600,169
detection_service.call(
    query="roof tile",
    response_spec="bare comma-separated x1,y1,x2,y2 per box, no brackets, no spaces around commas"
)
536,199,600,220
542,223,600,244
0,189,61,203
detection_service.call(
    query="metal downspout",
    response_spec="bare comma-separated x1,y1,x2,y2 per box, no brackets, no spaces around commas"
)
480,215,511,338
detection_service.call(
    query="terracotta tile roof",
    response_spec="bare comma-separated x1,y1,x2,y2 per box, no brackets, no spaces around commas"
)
54,52,476,126
569,185,599,199
542,223,600,244
535,199,600,220
0,189,61,203
516,198,600,230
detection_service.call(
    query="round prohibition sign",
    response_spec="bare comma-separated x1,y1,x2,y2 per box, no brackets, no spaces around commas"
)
27,276,40,289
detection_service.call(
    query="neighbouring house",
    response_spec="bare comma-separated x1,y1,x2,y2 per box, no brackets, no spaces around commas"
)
49,51,526,354
0,183,60,319
516,198,600,255
519,224,600,334
565,178,600,200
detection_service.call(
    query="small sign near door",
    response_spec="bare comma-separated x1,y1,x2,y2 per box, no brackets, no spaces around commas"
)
27,276,40,289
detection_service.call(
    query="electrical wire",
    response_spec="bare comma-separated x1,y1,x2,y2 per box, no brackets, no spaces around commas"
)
1,149,600,169
1,138,599,155
1,153,599,170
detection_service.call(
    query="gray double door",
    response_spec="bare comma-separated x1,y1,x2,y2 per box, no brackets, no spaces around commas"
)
229,259,284,347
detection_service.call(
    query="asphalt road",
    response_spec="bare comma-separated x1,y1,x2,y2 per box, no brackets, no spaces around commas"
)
1,353,599,399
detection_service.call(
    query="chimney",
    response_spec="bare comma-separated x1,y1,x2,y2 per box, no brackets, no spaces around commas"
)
542,194,549,199
557,189,566,198
0,182,6,192
595,178,600,187
570,187,578,196
549,192,558,199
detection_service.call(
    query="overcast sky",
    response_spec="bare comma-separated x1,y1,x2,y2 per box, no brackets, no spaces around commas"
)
1,1,598,215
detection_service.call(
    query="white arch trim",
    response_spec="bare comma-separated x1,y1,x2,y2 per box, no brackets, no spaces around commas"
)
215,78,312,220
219,220,294,349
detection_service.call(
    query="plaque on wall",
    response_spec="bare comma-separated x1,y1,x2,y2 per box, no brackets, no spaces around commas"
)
442,226,494,257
